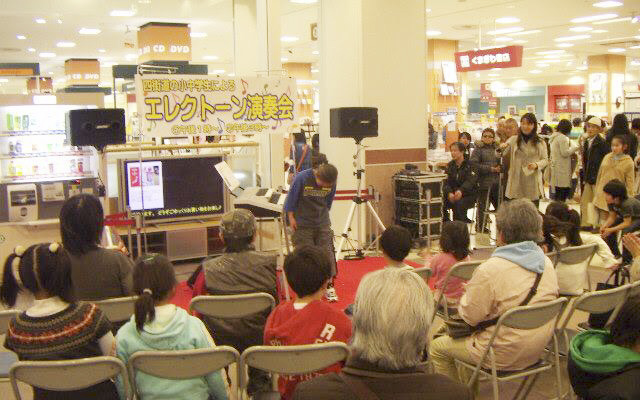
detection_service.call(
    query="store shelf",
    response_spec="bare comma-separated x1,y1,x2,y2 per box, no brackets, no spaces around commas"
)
0,130,66,137
1,173,95,184
0,151,91,160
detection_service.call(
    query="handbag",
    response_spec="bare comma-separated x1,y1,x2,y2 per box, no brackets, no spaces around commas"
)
587,267,630,329
445,272,542,339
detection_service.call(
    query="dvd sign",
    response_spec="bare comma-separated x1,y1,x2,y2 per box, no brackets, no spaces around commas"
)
455,46,523,72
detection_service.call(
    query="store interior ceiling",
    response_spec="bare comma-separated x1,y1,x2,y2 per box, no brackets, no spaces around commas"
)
0,0,638,94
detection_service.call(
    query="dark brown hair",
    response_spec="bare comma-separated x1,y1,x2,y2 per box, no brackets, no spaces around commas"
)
439,221,470,261
133,254,177,331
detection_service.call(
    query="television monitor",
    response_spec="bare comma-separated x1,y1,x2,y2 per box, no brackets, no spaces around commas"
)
118,154,227,221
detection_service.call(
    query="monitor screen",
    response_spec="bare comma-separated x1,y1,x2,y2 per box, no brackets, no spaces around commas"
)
121,155,225,221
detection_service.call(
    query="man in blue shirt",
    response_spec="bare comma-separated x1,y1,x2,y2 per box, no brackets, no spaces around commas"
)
284,162,339,300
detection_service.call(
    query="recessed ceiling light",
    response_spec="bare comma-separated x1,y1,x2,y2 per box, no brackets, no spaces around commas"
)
426,8,432,13
495,37,513,42
190,32,207,38
312,50,319,55
608,47,626,52
35,18,46,24
507,29,542,36
577,66,588,70
495,17,520,24
57,19,62,24
487,27,524,35
203,55,219,60
537,50,566,55
280,36,299,42
571,13,617,23
110,9,136,17
592,1,623,8
426,30,442,36
529,70,542,74
592,29,609,33
16,35,26,40
27,47,35,52
210,69,225,74
555,34,591,41
557,43,574,47
56,41,76,48
39,52,56,58
79,28,101,35
593,16,631,24
290,0,318,3
98,49,106,53
570,26,593,32
281,57,289,62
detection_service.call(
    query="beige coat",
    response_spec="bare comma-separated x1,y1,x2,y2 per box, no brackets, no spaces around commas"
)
593,153,635,212
459,256,559,370
549,132,579,188
503,135,549,200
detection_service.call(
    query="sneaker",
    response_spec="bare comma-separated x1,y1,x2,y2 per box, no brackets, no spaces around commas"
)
325,287,339,302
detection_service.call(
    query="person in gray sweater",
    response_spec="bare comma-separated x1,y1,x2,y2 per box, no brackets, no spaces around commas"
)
470,128,500,233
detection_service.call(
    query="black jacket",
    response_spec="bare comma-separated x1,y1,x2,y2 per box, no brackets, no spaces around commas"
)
606,130,638,160
582,135,608,185
470,141,499,189
443,159,478,197
568,353,640,400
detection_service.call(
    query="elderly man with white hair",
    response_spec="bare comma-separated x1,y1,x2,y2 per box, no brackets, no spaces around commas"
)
429,198,559,388
292,268,471,400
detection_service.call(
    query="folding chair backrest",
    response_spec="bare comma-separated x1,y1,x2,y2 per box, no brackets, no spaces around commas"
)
545,251,558,267
627,280,640,298
93,296,137,324
412,267,432,282
9,356,130,400
557,244,598,265
129,347,239,380
574,285,629,314
499,298,568,330
0,309,20,335
190,293,275,318
449,260,482,281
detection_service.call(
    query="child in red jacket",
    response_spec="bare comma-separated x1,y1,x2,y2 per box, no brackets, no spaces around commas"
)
263,245,352,400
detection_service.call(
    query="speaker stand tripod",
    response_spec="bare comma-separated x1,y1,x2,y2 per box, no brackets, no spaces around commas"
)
335,138,386,261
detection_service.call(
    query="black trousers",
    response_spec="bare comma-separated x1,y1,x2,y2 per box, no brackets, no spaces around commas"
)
477,183,499,231
553,187,571,202
604,217,640,263
444,195,477,222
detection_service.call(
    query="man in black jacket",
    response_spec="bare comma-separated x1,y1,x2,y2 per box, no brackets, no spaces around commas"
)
443,142,478,223
580,116,608,229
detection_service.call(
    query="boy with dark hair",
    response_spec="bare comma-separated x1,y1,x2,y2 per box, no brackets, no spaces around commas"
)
264,245,352,400
284,163,339,301
380,225,413,270
601,179,640,263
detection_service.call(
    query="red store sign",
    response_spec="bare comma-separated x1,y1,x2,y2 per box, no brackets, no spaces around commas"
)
455,45,524,72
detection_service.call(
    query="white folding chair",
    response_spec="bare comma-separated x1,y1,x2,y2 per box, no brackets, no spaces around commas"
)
627,279,640,298
128,346,239,399
431,260,483,323
190,292,276,319
0,309,20,380
94,296,138,324
454,297,568,400
9,356,131,400
412,266,433,282
240,342,350,400
557,243,598,291
544,252,558,268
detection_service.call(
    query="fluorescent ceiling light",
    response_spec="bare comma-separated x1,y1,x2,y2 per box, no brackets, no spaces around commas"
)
16,35,26,40
39,52,56,58
529,70,542,74
495,37,513,42
27,47,35,52
537,49,566,55
555,34,591,41
571,13,617,23
190,32,207,38
487,27,524,35
312,50,319,55
98,49,106,53
592,29,609,33
56,41,76,48
507,29,542,36
593,16,629,24
496,17,520,24
608,47,626,52
280,36,299,42
592,1,623,8
203,55,219,60
557,43,574,47
570,26,593,32
110,9,136,17
35,18,46,24
291,0,318,3
426,30,442,36
280,57,289,62
79,28,101,35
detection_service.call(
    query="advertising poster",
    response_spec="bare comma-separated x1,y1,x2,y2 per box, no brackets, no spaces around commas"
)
127,161,164,210
135,74,298,138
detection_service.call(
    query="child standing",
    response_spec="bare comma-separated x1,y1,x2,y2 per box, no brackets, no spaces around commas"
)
428,221,471,307
284,163,339,301
380,225,414,270
600,180,640,265
264,245,352,400
593,135,635,226
115,254,228,400
1,243,118,400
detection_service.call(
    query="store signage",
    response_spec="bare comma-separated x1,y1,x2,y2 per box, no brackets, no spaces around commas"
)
27,77,53,94
0,63,39,76
480,83,492,102
455,45,523,72
138,22,192,63
64,59,100,86
135,74,298,138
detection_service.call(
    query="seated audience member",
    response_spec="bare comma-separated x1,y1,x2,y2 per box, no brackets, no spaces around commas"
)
264,245,352,400
568,295,640,400
470,127,500,233
293,268,471,400
202,209,277,394
380,225,414,270
59,194,133,301
622,233,640,282
2,243,118,400
600,179,640,264
543,201,616,295
430,199,559,387
443,142,478,223
116,254,228,400
428,221,471,307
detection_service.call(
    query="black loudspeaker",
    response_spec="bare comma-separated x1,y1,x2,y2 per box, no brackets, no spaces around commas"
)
66,108,126,151
330,107,378,140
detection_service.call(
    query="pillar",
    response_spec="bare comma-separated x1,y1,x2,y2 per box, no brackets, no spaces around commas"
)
232,0,281,76
320,0,428,244
586,54,626,121
283,62,314,120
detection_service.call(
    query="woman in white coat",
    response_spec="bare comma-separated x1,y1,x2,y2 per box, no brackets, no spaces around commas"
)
549,119,580,202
